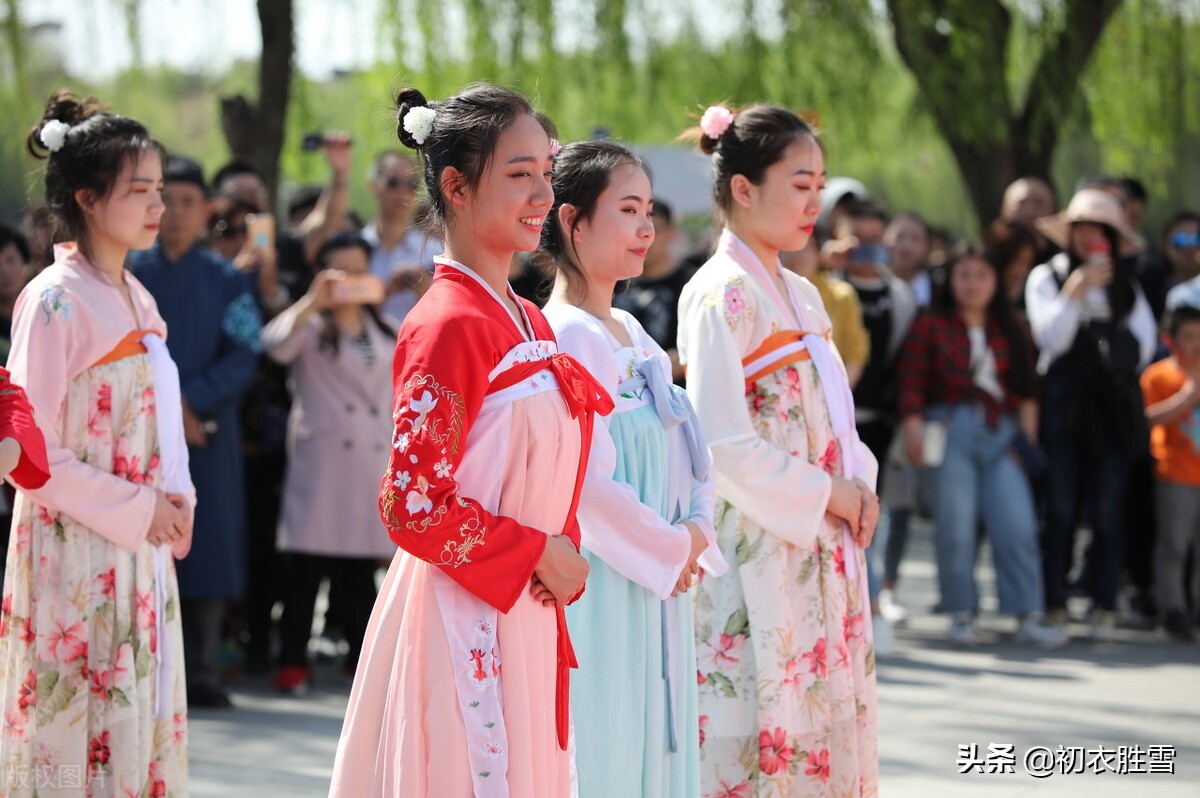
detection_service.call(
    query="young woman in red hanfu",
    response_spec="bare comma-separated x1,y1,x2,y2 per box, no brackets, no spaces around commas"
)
328,83,610,798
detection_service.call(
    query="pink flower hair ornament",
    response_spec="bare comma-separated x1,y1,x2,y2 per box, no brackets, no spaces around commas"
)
700,105,735,141
549,138,562,157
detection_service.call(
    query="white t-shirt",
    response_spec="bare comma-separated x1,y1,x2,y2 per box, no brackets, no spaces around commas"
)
967,325,1004,401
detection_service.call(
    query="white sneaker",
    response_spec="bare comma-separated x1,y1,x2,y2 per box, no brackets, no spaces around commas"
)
879,589,908,625
1015,615,1068,649
1092,611,1117,643
948,613,978,647
872,614,895,656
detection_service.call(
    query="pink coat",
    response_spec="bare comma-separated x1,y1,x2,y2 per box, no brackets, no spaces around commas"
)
262,306,398,558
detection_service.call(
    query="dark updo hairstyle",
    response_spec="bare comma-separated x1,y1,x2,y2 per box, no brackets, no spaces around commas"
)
688,104,819,221
313,233,397,357
540,140,652,302
26,90,165,251
394,82,556,233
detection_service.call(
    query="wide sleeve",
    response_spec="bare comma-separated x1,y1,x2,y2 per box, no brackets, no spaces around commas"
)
379,316,551,613
181,277,262,414
260,301,319,366
896,313,935,419
1025,263,1083,361
0,369,50,490
6,287,156,550
553,313,691,599
629,319,725,577
679,279,833,549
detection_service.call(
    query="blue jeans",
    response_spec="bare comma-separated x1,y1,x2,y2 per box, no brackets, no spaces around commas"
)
923,405,1045,615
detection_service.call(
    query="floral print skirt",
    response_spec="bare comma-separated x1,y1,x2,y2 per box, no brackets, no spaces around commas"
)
0,354,187,797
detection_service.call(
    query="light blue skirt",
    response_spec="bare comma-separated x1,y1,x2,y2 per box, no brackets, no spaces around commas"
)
568,404,701,798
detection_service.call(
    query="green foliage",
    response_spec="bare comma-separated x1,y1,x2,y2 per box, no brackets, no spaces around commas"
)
2,0,1198,236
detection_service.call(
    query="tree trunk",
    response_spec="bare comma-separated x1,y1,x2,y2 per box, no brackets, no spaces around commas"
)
219,0,294,206
886,0,1122,225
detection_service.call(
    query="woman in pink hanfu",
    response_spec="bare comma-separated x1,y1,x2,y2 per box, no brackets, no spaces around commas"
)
0,93,193,797
679,105,881,797
328,84,608,798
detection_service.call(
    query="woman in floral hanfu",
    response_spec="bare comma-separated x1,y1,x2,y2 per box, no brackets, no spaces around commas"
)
0,93,193,797
679,104,881,797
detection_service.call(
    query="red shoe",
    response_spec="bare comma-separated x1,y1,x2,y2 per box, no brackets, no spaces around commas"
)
272,665,311,695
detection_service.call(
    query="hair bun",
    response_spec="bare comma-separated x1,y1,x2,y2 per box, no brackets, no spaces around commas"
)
26,89,104,160
396,87,431,150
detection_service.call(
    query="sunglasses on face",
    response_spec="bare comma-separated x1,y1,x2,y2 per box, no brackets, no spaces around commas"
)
383,176,420,192
1171,231,1200,249
212,220,248,239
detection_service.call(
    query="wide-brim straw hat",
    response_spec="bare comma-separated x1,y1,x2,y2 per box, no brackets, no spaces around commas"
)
1036,188,1143,256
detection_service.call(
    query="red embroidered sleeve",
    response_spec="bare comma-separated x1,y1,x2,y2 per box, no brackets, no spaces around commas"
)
0,368,50,490
378,317,549,613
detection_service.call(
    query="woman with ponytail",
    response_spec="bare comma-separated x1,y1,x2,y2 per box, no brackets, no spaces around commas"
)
328,84,607,798
0,91,192,796
678,104,880,796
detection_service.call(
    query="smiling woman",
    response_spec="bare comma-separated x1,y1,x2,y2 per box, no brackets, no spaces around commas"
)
329,83,612,798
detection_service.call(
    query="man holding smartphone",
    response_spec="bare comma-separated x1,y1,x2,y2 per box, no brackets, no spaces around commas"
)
360,151,439,321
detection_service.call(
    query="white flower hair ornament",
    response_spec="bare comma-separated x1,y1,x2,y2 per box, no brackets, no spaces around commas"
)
40,120,71,153
699,105,735,141
402,106,437,146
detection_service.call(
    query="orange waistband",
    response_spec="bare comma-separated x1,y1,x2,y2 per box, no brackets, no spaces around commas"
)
743,330,813,385
91,330,155,369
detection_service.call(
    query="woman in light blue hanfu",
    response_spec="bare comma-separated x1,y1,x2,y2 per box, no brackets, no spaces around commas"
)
541,140,727,797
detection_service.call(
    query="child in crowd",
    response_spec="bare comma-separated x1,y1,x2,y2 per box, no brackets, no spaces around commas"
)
1141,304,1200,640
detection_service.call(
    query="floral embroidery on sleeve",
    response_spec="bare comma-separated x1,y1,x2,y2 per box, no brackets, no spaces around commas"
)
381,374,487,566
703,276,756,332
39,284,73,325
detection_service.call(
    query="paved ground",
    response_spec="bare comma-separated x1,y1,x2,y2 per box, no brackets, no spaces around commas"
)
190,522,1200,796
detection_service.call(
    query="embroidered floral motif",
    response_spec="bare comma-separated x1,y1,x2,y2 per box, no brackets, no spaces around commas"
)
434,458,452,479
394,471,411,490
409,390,438,432
405,476,433,515
703,277,756,331
39,284,72,325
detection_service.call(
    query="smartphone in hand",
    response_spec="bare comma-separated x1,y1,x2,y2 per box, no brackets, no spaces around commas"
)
329,274,386,306
246,213,275,252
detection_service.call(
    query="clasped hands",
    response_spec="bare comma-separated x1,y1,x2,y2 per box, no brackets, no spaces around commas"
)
529,520,710,607
828,476,879,549
148,490,193,549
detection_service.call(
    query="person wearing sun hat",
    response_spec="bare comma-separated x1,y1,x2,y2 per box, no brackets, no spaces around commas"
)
1025,187,1157,642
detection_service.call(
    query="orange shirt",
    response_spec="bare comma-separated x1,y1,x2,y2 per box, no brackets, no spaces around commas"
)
1141,358,1200,487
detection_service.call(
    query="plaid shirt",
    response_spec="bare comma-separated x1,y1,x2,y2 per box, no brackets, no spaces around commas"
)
896,311,1036,426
